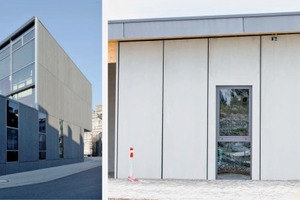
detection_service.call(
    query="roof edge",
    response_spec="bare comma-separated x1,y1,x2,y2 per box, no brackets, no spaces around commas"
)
108,11,300,24
0,16,36,49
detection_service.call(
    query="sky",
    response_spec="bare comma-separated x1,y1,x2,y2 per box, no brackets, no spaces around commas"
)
108,0,300,20
0,0,102,110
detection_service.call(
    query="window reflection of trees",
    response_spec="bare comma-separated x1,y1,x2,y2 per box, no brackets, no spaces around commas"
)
220,89,249,136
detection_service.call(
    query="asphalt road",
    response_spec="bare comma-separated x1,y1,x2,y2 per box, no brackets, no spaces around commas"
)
0,166,102,199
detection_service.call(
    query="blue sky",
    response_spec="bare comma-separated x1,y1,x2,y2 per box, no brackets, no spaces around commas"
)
0,0,102,109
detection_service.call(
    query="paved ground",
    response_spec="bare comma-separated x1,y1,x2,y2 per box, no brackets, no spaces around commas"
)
0,156,101,189
0,157,102,199
108,178,300,200
0,166,101,199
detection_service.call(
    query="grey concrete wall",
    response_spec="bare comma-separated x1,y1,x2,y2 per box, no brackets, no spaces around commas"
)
46,115,59,160
118,41,163,178
19,103,39,163
261,34,300,180
163,39,208,179
37,20,92,132
36,19,89,163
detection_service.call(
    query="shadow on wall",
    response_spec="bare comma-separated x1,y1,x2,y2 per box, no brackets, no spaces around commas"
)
1,104,85,175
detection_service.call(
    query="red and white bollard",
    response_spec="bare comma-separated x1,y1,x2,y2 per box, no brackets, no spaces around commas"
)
128,147,138,182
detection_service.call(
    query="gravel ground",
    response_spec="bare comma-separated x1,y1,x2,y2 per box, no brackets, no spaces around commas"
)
108,178,300,200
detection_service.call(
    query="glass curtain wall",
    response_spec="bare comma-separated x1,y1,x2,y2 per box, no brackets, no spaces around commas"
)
0,28,35,107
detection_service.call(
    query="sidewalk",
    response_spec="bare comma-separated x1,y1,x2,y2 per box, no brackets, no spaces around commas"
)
108,178,300,200
0,156,101,189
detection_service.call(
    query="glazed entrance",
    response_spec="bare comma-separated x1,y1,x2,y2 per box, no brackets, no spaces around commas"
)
216,86,252,180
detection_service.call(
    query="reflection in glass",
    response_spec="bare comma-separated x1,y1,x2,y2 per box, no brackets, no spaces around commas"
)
11,88,35,108
7,100,18,128
39,112,46,133
12,40,34,72
12,64,34,91
217,142,251,179
0,46,10,60
23,29,35,44
0,76,11,95
0,55,10,79
39,134,46,150
219,89,249,136
59,119,64,158
7,128,18,150
12,39,22,51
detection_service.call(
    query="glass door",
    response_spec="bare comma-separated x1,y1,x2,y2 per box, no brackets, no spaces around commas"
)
216,86,251,180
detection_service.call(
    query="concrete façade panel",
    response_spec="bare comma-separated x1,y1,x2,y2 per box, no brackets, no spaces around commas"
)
19,103,39,162
0,164,6,175
261,34,300,180
64,123,82,159
118,41,163,178
0,96,6,164
163,39,208,179
37,20,92,131
6,163,19,174
46,115,59,160
208,36,260,180
19,161,39,173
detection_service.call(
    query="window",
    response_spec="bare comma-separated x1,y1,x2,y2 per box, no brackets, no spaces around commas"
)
0,46,10,60
59,119,64,158
0,28,36,108
12,39,22,51
0,55,10,79
12,64,34,91
7,100,18,128
39,112,46,160
7,100,19,162
7,128,18,150
12,39,34,73
0,76,11,95
216,86,252,180
23,29,34,44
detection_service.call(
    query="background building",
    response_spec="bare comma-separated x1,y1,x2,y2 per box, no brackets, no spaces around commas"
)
84,105,102,157
0,17,92,175
108,12,300,180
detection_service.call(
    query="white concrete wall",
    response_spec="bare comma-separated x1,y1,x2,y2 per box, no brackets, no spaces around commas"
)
115,34,300,180
163,39,208,179
208,36,260,180
261,34,300,180
118,41,163,178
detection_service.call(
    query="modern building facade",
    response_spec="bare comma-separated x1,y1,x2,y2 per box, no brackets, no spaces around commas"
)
0,17,92,175
108,12,300,180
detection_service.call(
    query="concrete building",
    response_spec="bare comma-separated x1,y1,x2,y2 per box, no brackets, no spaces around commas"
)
0,17,92,175
84,105,102,157
108,12,300,180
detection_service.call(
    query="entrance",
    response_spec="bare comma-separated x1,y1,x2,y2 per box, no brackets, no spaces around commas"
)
216,86,251,180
